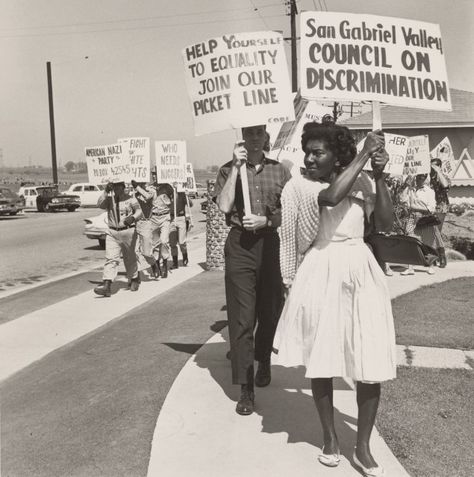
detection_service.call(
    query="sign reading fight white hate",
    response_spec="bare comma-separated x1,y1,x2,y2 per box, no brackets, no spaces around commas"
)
182,31,295,135
358,133,408,176
300,12,451,111
155,141,187,184
403,135,430,176
85,143,132,185
118,137,150,182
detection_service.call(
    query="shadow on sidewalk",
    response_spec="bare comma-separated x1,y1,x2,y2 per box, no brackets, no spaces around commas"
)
192,323,359,461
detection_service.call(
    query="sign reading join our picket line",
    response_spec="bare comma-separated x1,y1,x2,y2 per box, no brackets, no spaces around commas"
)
430,136,455,178
118,137,150,182
155,141,187,187
357,133,408,176
300,12,451,111
85,143,132,185
182,31,295,136
403,135,430,176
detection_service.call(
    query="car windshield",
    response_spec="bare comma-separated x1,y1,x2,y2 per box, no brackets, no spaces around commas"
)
0,188,16,198
39,187,59,197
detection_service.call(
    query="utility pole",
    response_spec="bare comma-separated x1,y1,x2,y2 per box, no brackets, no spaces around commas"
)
286,0,298,92
46,61,58,185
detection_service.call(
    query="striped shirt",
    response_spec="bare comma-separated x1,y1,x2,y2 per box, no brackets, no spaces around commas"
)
214,156,291,229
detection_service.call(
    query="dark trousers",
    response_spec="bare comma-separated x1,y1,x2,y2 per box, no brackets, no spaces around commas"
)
224,227,284,385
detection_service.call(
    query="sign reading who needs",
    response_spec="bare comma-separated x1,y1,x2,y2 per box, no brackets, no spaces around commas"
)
182,30,295,135
155,141,187,185
85,143,133,185
118,137,151,182
300,12,451,111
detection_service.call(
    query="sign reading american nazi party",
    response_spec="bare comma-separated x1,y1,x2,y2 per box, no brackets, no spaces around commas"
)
182,30,295,135
403,135,431,175
85,143,132,185
155,141,187,184
300,12,451,111
118,137,150,182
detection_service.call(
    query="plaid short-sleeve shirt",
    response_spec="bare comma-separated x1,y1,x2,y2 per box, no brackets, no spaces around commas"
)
213,156,291,229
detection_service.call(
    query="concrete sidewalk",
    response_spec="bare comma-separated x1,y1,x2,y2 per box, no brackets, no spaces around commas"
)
2,253,473,477
146,261,474,477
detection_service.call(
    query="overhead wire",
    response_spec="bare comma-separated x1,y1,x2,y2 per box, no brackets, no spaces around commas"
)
248,0,270,29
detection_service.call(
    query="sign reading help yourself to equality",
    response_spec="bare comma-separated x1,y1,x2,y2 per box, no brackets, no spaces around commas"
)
155,141,187,184
300,12,451,111
118,137,151,182
182,31,295,135
85,143,132,185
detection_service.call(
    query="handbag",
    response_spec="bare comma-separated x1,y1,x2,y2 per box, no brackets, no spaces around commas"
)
366,233,439,267
416,214,441,227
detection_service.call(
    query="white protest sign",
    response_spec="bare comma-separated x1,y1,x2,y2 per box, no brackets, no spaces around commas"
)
155,141,187,185
182,31,295,135
430,136,455,178
85,143,132,185
357,133,408,176
300,12,451,111
118,137,150,182
184,162,197,192
403,135,430,176
269,100,334,173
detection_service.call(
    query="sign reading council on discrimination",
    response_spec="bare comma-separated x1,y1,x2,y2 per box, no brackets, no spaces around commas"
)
300,12,451,111
85,143,133,185
118,137,151,182
155,141,187,185
182,31,295,135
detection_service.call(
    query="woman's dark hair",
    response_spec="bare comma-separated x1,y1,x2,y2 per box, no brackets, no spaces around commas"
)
301,121,357,166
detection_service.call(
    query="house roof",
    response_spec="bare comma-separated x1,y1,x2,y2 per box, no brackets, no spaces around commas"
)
340,89,474,129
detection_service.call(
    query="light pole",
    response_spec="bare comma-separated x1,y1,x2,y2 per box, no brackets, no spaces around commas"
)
46,61,58,185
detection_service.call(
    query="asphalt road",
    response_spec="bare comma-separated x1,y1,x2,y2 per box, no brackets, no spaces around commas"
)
0,202,207,293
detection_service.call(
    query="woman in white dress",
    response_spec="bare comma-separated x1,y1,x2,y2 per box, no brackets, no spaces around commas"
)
274,121,395,477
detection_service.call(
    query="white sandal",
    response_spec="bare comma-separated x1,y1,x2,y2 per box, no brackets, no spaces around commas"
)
353,451,385,476
318,447,340,467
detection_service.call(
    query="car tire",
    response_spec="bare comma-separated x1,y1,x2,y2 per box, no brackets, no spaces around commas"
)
9,211,18,216
98,238,106,249
37,203,44,212
67,206,76,212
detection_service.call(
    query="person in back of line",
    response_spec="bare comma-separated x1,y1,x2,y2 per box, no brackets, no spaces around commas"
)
214,124,291,416
131,180,161,279
169,182,193,269
94,180,142,297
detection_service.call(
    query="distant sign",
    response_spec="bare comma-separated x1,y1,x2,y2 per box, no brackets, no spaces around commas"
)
185,162,197,192
182,30,295,135
85,143,132,185
269,98,333,173
300,12,451,111
403,135,430,176
118,137,150,182
155,141,187,184
358,133,408,176
430,136,455,178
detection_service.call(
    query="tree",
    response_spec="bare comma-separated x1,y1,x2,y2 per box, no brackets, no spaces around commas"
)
64,161,76,172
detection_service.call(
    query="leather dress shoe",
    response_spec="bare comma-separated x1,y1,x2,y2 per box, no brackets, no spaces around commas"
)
130,277,140,291
255,360,271,387
236,386,255,416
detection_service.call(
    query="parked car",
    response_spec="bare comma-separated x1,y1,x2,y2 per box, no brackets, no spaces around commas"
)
188,183,208,199
0,187,25,216
18,185,81,212
66,183,105,207
83,212,108,248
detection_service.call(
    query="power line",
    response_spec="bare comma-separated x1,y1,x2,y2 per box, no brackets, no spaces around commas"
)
0,13,286,39
0,3,284,32
249,0,270,29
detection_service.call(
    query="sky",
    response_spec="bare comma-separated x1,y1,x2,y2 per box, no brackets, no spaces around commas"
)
0,0,473,169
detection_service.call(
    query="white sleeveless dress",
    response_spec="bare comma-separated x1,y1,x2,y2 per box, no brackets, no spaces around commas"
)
273,175,396,383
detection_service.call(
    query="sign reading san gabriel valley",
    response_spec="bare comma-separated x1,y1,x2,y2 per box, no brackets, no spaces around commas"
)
300,12,451,111
182,31,295,135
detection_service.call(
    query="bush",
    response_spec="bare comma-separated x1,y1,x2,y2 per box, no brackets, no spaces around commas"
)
449,237,474,259
448,202,474,216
